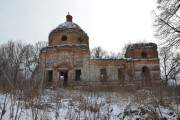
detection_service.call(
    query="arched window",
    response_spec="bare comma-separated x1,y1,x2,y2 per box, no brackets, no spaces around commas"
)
142,66,150,77
61,35,67,41
100,68,107,81
141,51,147,58
75,70,81,81
141,66,151,85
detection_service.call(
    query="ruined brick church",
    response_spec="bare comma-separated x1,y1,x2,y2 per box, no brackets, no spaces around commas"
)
34,14,160,86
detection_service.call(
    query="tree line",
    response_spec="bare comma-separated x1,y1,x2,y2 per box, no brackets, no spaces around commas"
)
153,0,180,86
0,39,179,87
0,40,47,89
2,0,180,87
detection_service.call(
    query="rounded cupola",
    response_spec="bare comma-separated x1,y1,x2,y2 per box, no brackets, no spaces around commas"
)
48,14,89,47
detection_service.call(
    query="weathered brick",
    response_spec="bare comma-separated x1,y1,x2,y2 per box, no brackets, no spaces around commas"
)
34,14,161,87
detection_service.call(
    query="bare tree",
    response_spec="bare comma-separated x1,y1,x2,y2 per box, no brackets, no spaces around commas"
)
121,43,130,57
0,40,47,87
0,41,26,86
90,46,122,59
24,41,47,79
90,46,107,59
153,0,180,48
159,47,180,85
106,51,122,59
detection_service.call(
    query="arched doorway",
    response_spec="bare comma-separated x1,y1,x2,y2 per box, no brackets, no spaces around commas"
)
59,70,68,88
141,66,151,85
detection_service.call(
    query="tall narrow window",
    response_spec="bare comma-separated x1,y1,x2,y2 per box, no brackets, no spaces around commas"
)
59,70,68,87
47,70,53,82
142,66,150,79
118,68,125,81
100,68,107,81
75,70,81,81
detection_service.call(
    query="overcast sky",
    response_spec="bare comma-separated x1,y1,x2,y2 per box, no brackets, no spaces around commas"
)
0,0,157,52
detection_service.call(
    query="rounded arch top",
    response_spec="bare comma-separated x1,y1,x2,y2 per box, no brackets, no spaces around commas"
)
48,14,89,47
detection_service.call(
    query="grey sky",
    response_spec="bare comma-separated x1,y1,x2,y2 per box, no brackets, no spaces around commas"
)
0,0,157,52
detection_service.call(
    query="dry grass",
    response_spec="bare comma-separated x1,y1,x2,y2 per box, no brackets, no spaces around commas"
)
0,79,179,119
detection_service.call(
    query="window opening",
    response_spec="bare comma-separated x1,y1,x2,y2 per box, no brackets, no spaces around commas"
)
100,68,107,81
61,35,67,41
141,66,151,84
142,67,149,75
141,51,147,58
47,70,53,82
75,70,81,81
142,66,151,78
59,70,68,87
118,68,125,81
78,37,83,43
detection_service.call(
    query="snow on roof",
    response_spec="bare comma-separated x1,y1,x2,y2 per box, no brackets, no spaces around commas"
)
50,22,88,37
127,42,157,50
57,22,81,30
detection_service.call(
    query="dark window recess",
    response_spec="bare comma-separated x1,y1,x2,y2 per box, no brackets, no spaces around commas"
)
75,70,81,81
142,67,148,73
61,35,67,41
141,51,147,58
142,67,150,76
141,66,151,82
118,68,125,81
47,70,53,82
100,68,107,81
78,37,83,43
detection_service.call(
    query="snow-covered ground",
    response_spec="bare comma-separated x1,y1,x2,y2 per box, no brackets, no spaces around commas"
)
0,88,179,120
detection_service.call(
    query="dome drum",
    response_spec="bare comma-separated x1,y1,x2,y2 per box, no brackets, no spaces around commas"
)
48,14,89,47
48,31,89,46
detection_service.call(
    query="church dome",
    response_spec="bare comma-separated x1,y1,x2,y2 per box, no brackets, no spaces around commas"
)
57,22,82,31
48,14,89,47
50,14,88,37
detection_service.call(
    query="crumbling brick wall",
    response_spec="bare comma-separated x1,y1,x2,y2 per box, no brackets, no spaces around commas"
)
34,14,161,86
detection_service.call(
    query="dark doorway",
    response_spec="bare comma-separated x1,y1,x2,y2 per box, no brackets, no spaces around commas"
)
47,70,53,82
142,67,150,76
75,70,81,81
141,66,151,85
59,70,68,87
100,68,107,81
